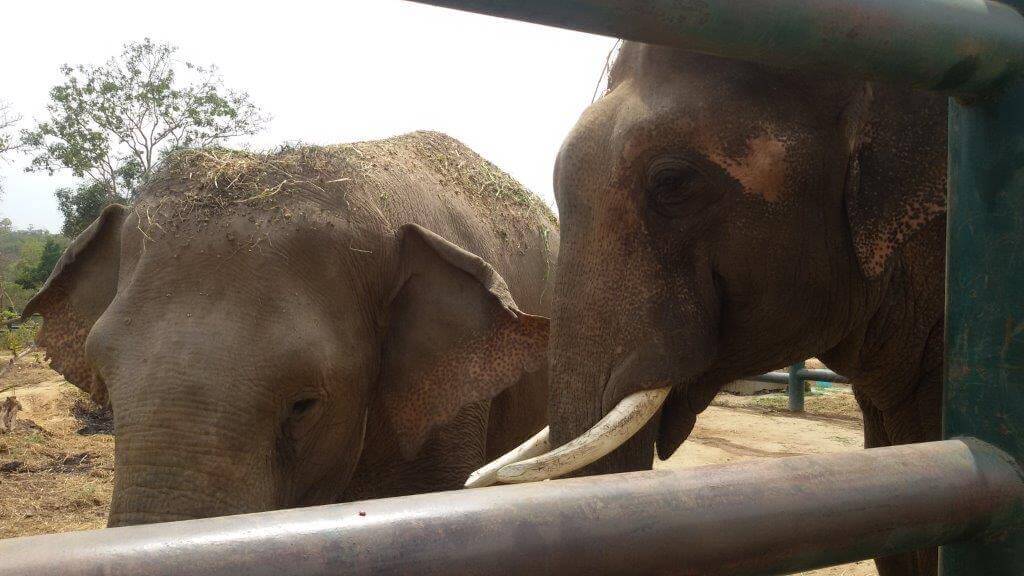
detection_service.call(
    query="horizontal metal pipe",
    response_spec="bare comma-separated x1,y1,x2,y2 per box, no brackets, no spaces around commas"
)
405,0,1024,95
754,371,794,385
751,368,849,385
1,439,1021,576
799,368,850,383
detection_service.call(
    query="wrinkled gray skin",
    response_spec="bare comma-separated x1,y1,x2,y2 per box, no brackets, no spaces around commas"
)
26,132,557,527
548,44,945,575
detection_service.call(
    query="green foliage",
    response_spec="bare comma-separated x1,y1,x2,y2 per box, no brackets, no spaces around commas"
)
9,234,45,283
1,283,36,314
14,238,63,290
56,182,127,238
21,38,268,231
2,320,39,353
0,219,67,312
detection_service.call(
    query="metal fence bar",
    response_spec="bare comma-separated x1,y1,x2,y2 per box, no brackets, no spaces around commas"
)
943,39,1024,573
788,361,806,412
798,368,848,383
406,0,1024,95
747,365,850,411
752,364,831,412
751,368,849,385
0,439,1021,576
750,371,793,385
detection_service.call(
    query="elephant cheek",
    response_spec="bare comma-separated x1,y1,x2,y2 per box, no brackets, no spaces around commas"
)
290,410,367,506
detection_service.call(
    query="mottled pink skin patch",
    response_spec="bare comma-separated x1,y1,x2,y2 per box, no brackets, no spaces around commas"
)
710,132,790,203
860,201,945,277
383,312,548,459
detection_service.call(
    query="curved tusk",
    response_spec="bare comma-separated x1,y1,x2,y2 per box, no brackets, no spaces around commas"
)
496,387,671,484
464,427,551,488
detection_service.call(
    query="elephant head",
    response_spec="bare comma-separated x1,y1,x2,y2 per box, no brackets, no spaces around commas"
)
26,195,548,526
484,43,946,482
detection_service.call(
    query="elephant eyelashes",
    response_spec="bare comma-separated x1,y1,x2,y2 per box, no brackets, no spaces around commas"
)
646,158,706,218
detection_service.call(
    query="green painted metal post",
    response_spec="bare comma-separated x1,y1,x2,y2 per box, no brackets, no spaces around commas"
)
788,361,805,412
944,59,1024,576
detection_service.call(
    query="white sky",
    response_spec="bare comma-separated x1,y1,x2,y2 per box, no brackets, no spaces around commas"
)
0,0,615,232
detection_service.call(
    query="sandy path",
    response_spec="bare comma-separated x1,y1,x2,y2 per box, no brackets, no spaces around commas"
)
655,398,877,576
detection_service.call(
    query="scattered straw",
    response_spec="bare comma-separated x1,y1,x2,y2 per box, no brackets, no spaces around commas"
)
139,131,557,232
1,353,113,538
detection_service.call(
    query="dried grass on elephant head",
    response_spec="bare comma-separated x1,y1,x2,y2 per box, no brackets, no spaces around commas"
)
134,131,556,251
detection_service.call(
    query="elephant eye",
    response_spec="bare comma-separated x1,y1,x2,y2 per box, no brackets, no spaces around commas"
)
291,398,319,417
283,397,322,443
646,158,705,218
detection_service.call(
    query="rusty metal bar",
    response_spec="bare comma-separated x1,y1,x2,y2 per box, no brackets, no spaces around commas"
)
405,0,1024,96
0,438,1021,576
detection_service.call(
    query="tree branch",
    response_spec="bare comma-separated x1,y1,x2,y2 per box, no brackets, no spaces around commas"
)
24,39,267,208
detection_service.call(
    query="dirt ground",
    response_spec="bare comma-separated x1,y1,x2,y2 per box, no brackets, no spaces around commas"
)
0,350,114,539
0,356,876,574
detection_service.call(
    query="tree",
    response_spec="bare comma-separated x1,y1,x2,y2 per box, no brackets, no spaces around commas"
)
55,182,125,237
14,237,63,290
0,101,22,195
0,102,19,158
0,222,64,311
22,38,267,227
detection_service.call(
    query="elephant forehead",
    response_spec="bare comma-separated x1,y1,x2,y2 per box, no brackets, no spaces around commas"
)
611,103,791,205
706,129,791,203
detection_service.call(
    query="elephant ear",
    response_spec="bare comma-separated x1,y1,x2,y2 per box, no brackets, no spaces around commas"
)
23,205,127,405
379,223,549,460
844,84,947,278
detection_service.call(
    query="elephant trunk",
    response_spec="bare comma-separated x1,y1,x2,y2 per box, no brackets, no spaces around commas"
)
106,389,280,527
108,443,277,527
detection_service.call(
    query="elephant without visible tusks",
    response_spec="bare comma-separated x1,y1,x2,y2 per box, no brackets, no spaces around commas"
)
25,131,558,527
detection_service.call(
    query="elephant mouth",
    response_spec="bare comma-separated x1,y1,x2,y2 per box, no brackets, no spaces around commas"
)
466,353,724,487
468,338,724,485
464,384,672,487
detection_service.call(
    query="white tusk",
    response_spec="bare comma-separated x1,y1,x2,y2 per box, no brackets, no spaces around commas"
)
496,387,671,484
464,427,551,488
